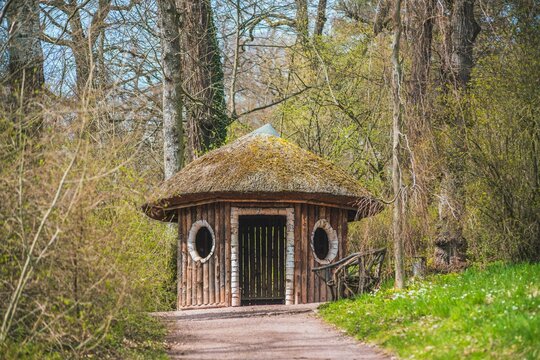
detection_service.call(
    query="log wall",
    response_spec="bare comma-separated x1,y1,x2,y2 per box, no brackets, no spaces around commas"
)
293,203,348,304
177,202,349,309
177,202,230,309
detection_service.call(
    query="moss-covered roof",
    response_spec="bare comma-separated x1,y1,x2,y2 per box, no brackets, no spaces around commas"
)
143,125,381,221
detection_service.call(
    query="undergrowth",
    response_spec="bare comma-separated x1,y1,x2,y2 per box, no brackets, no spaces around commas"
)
1,312,167,359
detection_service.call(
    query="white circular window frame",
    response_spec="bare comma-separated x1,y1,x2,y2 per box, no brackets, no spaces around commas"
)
310,219,338,264
188,220,216,263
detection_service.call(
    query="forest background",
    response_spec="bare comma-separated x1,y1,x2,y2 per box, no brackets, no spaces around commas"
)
0,0,538,357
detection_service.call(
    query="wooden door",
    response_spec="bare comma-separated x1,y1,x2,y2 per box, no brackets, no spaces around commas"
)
239,215,286,305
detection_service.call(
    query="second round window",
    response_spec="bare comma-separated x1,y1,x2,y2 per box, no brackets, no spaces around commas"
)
188,220,215,263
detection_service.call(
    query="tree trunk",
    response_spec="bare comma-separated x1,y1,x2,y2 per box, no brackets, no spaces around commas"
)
373,0,392,35
402,0,436,258
295,0,309,42
64,0,113,95
407,0,435,105
68,5,93,95
391,0,405,289
6,0,45,101
180,0,227,160
314,0,328,36
435,0,480,271
157,0,185,180
449,0,481,88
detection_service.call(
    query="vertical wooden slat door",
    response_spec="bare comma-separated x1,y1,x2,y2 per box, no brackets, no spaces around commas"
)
239,215,286,305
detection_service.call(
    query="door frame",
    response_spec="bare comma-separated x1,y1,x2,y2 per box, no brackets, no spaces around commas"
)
230,207,294,306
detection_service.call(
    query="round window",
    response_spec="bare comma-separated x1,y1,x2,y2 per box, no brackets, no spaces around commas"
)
195,226,213,259
311,219,338,264
188,220,215,263
313,228,330,260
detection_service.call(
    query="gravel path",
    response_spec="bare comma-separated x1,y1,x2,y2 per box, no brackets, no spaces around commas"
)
155,304,390,359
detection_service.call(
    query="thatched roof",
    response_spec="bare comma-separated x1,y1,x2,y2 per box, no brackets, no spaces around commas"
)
143,124,381,222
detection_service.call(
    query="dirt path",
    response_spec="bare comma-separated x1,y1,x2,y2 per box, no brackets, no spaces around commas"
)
155,304,390,359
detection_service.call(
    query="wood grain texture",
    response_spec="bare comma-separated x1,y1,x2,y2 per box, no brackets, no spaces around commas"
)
224,203,231,305
176,202,350,308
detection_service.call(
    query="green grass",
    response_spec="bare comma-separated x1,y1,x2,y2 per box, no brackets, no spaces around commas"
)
319,263,540,359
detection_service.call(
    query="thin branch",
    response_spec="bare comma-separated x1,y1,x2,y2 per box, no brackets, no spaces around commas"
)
0,141,81,343
236,86,311,118
0,0,15,24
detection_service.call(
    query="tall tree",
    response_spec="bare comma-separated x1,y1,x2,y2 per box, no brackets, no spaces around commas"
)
444,0,481,88
391,0,405,289
157,0,184,180
314,0,328,36
40,0,138,95
434,0,480,270
295,0,309,42
402,0,436,257
5,0,44,102
407,0,435,105
180,0,227,160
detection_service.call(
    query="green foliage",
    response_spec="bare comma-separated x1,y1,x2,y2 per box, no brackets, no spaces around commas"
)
0,101,174,358
107,201,178,312
465,34,540,262
272,5,540,264
276,21,391,196
320,263,540,359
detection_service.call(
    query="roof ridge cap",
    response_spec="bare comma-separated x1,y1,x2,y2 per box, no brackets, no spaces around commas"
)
248,123,280,137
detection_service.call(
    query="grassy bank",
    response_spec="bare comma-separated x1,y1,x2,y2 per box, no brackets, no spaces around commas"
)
319,263,540,359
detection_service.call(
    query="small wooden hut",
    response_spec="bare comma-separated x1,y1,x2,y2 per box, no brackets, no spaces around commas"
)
143,124,381,309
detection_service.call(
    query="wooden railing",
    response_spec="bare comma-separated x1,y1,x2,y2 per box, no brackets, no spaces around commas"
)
312,248,387,300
